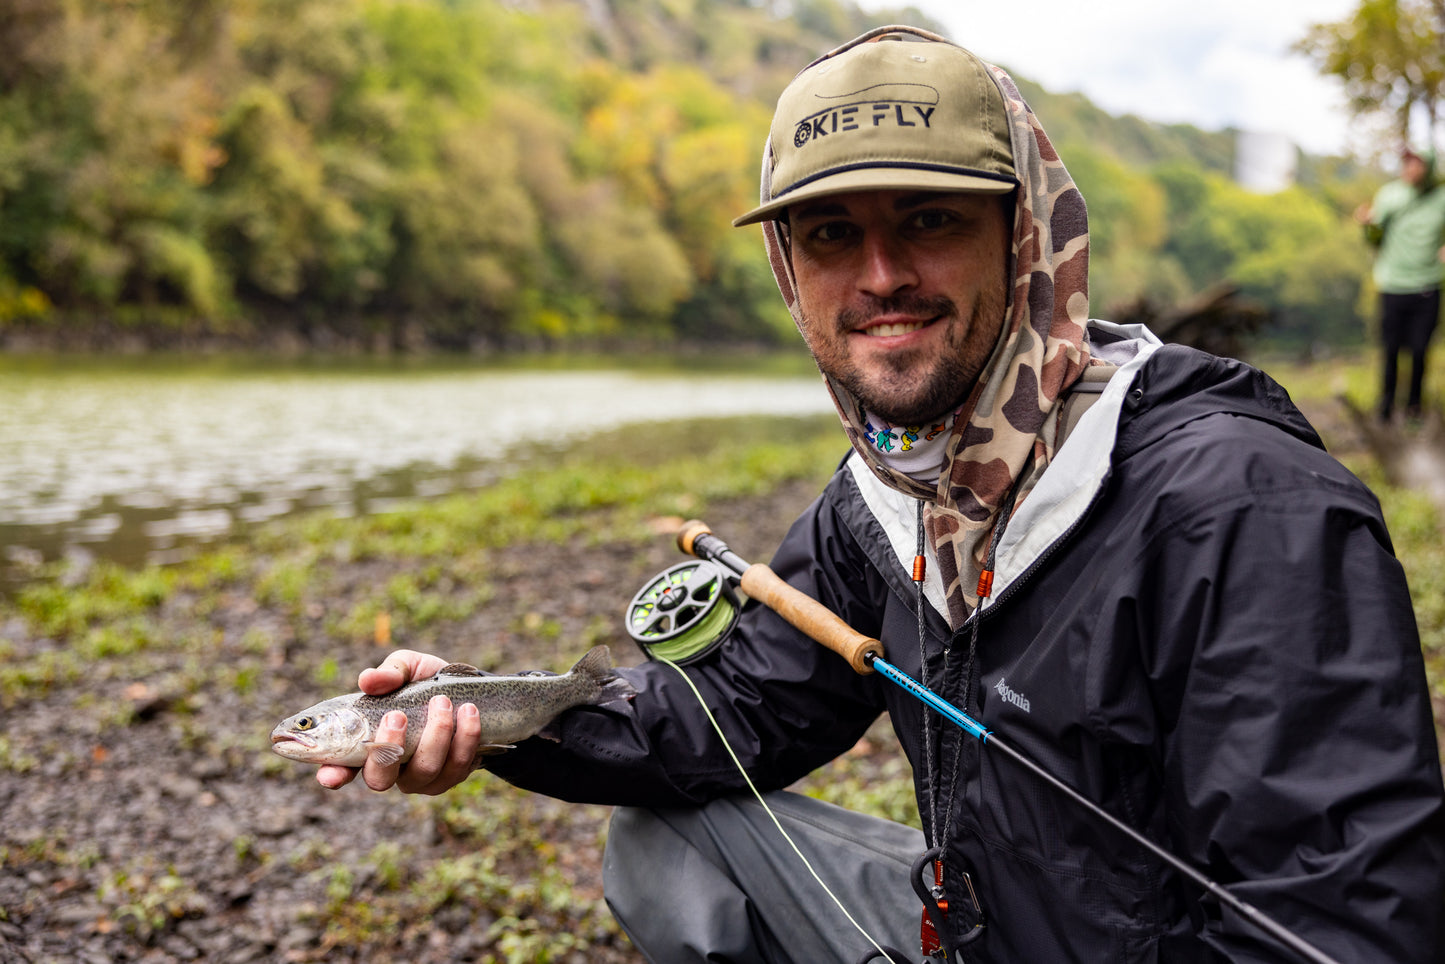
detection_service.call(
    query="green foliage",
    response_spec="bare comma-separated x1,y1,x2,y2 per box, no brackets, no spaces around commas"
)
0,0,1394,351
97,864,208,939
1158,172,1371,344
0,0,844,344
1067,157,1375,347
1297,0,1444,150
1061,144,1190,313
1013,78,1238,176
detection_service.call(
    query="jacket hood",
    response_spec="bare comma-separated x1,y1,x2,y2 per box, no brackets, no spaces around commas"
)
958,329,1328,614
751,27,1094,627
1114,344,1324,463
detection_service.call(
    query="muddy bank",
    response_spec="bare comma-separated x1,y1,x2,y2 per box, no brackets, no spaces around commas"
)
0,465,898,963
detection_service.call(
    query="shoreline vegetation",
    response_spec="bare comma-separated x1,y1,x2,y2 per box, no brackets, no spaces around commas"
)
0,0,1392,358
0,314,798,358
1,360,1442,962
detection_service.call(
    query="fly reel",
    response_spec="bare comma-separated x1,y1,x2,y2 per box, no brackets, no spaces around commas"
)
625,559,740,665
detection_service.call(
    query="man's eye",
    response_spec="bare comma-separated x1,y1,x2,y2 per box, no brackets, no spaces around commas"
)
807,222,854,244
909,210,956,231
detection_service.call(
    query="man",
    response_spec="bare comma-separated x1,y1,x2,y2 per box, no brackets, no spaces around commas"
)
1356,146,1445,422
317,27,1445,963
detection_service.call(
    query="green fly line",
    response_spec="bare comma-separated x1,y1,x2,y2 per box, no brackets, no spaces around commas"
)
634,594,736,661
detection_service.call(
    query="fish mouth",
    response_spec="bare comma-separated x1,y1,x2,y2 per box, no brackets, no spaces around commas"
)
271,733,313,748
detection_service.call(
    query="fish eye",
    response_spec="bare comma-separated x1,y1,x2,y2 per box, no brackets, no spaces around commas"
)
295,716,315,731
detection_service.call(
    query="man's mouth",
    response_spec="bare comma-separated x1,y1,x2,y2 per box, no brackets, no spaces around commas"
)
862,320,929,337
838,297,955,339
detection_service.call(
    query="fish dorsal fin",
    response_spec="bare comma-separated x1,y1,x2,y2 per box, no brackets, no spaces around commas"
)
569,645,614,683
434,662,484,677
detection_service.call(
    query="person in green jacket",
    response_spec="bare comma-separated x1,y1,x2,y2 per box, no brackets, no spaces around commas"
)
1355,146,1445,422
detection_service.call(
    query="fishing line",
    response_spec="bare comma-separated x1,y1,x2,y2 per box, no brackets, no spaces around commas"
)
652,652,900,963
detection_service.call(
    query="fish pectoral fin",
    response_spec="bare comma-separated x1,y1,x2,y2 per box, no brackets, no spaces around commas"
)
364,741,406,767
476,743,515,757
433,662,484,677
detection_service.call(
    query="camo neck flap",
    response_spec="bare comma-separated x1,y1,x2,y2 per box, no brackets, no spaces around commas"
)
760,61,1093,629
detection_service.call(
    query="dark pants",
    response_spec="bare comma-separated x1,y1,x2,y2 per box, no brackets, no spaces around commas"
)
603,792,926,964
1379,288,1441,418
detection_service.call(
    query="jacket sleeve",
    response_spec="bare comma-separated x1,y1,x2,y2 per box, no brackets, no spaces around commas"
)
1128,438,1445,962
485,479,889,807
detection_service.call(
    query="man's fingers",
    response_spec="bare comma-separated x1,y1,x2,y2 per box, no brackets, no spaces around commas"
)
362,710,408,791
396,696,455,794
358,651,420,695
316,764,358,789
317,677,478,796
358,650,448,695
435,702,482,788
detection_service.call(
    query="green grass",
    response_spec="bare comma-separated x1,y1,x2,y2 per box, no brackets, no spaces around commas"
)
0,415,845,701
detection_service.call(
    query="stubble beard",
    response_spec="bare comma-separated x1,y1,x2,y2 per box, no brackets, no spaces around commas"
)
804,285,1009,426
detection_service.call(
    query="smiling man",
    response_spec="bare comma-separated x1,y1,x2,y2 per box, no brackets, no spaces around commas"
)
318,26,1445,964
785,190,1011,427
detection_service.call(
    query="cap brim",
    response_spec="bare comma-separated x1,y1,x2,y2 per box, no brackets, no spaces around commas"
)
733,167,1017,226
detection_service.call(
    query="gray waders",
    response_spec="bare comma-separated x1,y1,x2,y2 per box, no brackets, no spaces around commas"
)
603,791,927,964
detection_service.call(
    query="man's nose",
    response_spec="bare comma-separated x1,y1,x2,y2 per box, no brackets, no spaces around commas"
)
858,233,919,297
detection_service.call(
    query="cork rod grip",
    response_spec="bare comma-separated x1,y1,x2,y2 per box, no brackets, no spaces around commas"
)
738,563,879,675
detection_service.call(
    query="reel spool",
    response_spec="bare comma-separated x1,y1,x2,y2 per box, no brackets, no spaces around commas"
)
626,559,740,665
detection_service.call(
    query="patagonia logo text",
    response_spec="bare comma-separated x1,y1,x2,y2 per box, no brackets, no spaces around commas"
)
994,677,1031,713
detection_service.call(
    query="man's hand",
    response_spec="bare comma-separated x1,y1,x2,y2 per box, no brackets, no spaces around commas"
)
316,649,485,795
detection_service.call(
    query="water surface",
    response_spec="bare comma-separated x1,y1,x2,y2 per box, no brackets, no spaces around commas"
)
0,357,837,583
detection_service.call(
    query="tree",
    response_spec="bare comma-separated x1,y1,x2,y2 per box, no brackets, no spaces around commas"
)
1297,0,1445,151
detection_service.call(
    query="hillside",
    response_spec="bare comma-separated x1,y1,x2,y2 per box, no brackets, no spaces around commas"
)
0,0,1379,352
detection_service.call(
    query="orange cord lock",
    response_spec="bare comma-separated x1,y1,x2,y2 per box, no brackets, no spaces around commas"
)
912,555,927,583
975,569,995,599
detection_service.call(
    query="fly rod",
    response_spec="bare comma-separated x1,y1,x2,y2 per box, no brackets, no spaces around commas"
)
673,519,1343,964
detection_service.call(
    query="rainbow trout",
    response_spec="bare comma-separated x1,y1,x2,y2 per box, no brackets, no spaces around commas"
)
270,645,636,768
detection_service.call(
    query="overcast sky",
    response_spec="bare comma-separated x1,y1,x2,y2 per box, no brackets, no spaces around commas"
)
857,0,1362,156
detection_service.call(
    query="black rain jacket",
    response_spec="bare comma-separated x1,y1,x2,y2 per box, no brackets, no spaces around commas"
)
489,327,1445,963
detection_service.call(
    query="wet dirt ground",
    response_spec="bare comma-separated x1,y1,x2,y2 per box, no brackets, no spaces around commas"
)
0,479,845,964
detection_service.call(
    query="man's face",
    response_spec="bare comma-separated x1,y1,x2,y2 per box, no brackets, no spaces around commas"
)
787,189,1012,426
1403,155,1428,187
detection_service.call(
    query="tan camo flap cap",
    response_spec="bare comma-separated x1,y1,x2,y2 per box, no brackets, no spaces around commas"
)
735,31,1017,226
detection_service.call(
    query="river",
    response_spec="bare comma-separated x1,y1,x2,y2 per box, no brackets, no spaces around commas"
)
0,355,837,586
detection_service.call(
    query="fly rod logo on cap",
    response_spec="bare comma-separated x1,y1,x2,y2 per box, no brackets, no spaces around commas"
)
791,82,940,149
